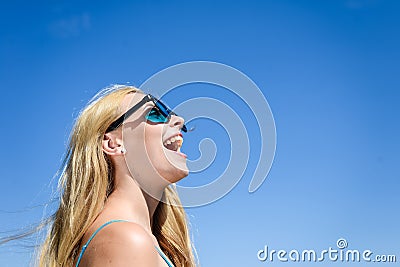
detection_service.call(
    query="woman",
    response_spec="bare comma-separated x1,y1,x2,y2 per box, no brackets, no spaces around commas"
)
38,85,197,266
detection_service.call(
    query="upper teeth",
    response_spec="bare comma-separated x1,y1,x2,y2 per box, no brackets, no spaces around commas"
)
164,135,183,147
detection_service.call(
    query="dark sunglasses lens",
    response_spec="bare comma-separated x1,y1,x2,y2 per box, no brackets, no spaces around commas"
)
147,99,188,132
155,100,171,115
146,108,168,123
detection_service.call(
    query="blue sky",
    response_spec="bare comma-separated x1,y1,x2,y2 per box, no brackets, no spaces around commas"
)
0,0,399,266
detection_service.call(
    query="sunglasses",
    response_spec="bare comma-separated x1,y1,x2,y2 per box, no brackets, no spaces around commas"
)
106,94,187,133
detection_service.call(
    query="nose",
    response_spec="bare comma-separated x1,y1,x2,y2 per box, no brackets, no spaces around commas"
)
169,115,187,132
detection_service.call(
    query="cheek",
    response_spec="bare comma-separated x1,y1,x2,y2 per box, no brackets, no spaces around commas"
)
124,125,167,173
122,125,152,170
144,127,167,166
123,124,187,184
122,126,169,185
144,126,188,182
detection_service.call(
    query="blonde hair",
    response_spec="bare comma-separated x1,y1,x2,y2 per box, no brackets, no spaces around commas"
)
37,85,197,266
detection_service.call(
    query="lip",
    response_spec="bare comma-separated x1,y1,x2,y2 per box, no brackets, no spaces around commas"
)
163,132,186,158
173,150,187,158
163,145,187,158
163,132,183,143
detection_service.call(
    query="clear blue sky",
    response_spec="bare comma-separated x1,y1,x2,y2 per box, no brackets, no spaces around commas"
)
0,0,399,266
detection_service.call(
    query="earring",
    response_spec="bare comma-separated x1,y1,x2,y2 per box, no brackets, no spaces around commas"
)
121,147,126,154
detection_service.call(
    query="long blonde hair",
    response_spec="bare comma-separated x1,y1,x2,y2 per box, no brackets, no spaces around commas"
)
38,85,197,266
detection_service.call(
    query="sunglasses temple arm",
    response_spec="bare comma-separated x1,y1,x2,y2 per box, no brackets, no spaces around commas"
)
106,95,152,133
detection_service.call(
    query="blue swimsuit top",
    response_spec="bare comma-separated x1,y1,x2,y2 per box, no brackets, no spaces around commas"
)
75,219,174,267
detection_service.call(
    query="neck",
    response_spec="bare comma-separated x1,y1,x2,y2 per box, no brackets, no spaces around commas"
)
106,170,166,232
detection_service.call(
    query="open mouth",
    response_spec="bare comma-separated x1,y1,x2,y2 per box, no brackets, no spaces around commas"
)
163,134,183,153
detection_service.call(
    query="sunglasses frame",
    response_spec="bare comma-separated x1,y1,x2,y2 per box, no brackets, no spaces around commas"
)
106,94,187,133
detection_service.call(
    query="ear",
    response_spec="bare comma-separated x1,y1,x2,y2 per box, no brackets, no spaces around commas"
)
102,133,124,156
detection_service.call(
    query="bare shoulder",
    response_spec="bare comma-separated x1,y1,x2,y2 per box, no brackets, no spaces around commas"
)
81,221,160,266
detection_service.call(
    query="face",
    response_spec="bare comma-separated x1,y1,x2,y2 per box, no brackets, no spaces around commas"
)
119,92,189,191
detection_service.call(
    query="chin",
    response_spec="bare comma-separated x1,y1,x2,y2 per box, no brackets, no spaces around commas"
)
162,163,189,184
176,166,189,180
158,147,190,183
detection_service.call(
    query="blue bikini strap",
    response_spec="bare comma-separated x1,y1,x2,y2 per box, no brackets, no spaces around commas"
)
155,245,175,267
75,219,128,267
75,219,175,267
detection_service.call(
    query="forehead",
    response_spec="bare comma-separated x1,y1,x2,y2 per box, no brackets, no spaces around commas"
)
121,91,147,111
